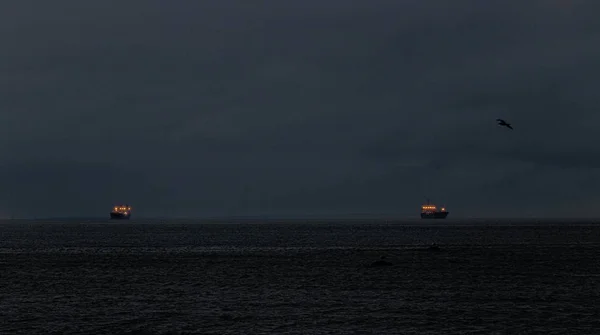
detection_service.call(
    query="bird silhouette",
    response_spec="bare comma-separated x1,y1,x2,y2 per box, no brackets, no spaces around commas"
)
496,118,513,130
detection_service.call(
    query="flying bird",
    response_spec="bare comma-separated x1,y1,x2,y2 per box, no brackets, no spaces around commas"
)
496,118,513,130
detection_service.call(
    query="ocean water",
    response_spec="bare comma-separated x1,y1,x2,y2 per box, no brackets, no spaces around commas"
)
1,219,599,334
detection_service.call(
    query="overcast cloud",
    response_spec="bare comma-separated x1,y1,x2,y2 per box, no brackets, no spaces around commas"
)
1,0,600,218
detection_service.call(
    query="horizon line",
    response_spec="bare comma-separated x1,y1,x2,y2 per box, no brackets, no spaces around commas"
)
2,215,600,222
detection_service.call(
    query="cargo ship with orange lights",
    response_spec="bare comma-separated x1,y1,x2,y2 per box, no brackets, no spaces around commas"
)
421,199,448,219
110,205,132,220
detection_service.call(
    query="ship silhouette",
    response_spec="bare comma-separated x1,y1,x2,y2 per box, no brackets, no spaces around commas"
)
110,205,131,220
420,199,448,219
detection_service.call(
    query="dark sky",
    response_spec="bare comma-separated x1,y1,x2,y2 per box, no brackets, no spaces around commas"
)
2,0,600,218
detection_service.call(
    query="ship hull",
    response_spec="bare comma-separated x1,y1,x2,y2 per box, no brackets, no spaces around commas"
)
421,211,449,219
110,212,131,220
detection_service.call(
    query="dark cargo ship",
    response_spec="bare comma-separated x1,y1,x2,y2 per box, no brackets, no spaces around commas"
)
110,205,131,220
421,200,448,219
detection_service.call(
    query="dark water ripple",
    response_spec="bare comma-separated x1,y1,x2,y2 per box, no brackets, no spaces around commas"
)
1,220,600,334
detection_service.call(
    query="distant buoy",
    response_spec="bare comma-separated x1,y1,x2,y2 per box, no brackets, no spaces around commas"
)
369,256,393,267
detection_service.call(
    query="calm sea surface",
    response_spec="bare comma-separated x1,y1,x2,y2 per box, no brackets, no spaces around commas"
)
1,219,599,334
